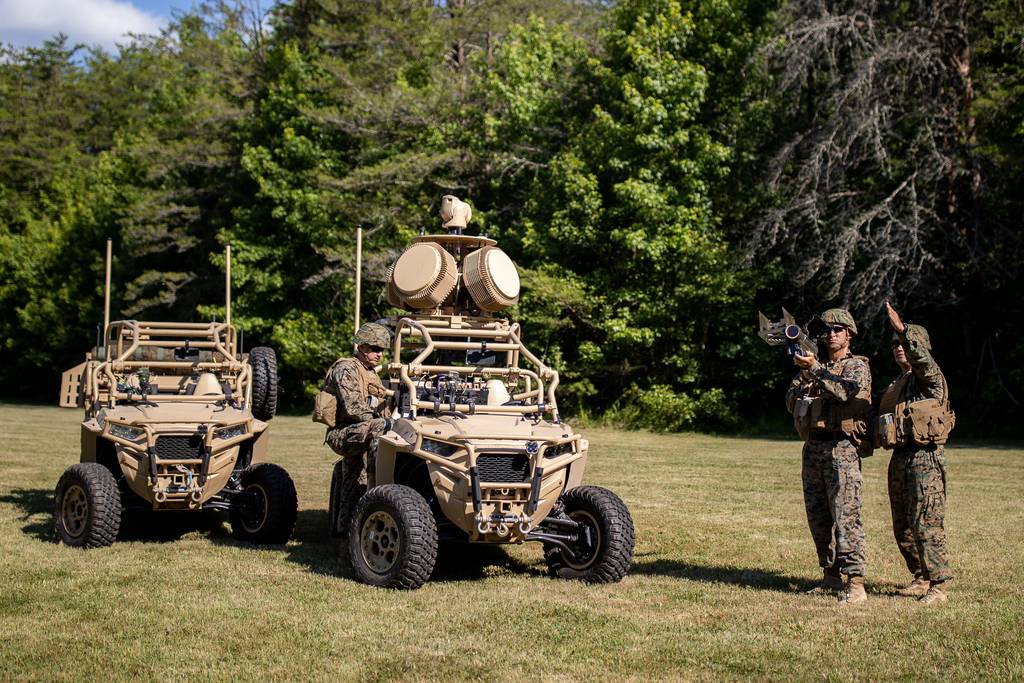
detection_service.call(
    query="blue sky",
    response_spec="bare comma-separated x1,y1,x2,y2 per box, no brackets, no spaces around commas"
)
0,0,194,52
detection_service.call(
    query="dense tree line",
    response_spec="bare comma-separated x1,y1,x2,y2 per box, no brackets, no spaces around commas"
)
2,0,1021,433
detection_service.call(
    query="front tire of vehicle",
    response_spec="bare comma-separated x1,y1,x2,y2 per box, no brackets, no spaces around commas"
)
348,484,437,589
54,463,122,548
229,463,297,544
543,485,634,583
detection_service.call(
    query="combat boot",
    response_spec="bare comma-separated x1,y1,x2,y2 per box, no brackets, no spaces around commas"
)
805,566,844,594
839,576,868,605
919,582,948,606
896,576,930,597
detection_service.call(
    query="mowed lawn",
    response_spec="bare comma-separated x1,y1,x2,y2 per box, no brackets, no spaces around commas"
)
1,403,1022,681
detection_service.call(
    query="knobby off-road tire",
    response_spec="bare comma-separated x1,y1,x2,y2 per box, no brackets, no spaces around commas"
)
543,485,634,583
54,463,122,548
230,463,297,544
249,346,278,421
348,485,437,590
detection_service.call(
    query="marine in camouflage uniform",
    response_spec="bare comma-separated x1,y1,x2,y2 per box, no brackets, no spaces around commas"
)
785,308,873,604
325,323,393,538
880,303,954,605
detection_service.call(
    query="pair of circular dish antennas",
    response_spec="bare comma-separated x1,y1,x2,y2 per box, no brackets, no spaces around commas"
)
387,242,520,312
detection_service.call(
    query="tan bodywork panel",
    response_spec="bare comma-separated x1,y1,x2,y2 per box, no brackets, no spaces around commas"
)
91,402,267,510
376,413,587,542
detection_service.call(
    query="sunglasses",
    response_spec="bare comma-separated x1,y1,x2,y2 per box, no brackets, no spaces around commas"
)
367,345,386,353
827,325,848,334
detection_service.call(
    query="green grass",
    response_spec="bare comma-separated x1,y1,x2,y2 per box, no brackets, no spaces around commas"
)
1,403,1022,681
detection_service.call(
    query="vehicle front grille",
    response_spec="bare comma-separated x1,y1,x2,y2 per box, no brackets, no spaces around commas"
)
154,435,203,460
475,454,530,483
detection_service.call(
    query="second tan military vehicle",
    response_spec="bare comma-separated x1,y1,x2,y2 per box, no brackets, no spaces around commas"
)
55,244,297,548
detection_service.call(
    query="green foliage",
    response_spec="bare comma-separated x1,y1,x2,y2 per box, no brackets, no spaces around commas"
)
1,0,1021,432
609,384,736,432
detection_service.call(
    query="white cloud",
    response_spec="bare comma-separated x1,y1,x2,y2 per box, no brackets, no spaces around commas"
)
0,0,165,52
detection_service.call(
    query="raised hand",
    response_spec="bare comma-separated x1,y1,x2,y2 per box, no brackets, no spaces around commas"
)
885,301,906,334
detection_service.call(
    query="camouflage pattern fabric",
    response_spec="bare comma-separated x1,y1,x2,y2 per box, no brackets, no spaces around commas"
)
322,355,389,537
323,358,387,431
786,354,872,412
802,437,866,576
888,447,952,582
787,352,871,577
883,323,952,582
820,308,858,335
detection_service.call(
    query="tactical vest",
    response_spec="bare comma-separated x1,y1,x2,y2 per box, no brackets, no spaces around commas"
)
312,357,386,428
792,355,873,453
876,371,955,449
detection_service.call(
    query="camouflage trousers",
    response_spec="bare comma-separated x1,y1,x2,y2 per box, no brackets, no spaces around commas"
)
326,418,389,537
888,446,953,583
801,437,866,576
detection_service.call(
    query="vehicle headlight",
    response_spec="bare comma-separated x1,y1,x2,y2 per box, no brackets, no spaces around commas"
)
545,442,574,458
214,424,248,440
109,423,145,441
420,438,459,457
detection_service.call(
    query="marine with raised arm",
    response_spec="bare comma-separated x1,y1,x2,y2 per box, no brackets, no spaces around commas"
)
878,302,955,605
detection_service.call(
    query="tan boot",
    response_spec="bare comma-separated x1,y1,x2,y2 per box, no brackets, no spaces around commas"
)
839,576,868,605
919,582,948,606
805,567,844,594
896,576,930,597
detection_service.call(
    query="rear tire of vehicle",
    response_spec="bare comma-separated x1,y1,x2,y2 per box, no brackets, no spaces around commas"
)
348,485,437,589
543,485,634,583
229,463,297,544
54,463,122,548
249,346,278,421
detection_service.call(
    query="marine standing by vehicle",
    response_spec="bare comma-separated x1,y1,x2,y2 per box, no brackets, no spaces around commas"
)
878,302,955,605
785,309,873,604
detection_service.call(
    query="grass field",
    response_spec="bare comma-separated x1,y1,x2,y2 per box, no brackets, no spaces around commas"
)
1,402,1022,681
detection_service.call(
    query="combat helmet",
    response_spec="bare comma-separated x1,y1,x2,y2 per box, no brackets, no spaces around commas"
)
819,308,858,336
893,323,931,351
353,322,392,348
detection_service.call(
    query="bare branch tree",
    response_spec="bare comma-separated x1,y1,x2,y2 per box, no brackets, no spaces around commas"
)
748,0,985,331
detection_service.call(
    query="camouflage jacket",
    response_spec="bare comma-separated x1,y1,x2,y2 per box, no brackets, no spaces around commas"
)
881,326,946,404
322,357,387,425
785,354,872,412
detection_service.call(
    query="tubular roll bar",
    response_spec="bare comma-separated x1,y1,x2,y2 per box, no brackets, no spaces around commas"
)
392,317,561,420
88,320,251,408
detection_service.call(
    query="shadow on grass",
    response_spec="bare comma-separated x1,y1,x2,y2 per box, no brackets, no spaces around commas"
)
267,508,545,584
631,555,808,593
0,487,54,541
1,486,231,545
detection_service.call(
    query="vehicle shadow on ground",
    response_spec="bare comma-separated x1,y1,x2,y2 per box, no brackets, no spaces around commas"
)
631,555,809,593
0,487,54,541
274,509,545,584
1,486,233,545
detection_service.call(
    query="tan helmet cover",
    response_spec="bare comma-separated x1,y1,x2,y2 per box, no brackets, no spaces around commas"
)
353,322,392,347
462,246,520,312
820,308,858,336
390,242,458,309
892,323,931,351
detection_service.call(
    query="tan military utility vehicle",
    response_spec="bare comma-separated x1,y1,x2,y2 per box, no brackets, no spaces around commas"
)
339,197,634,589
55,244,297,548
